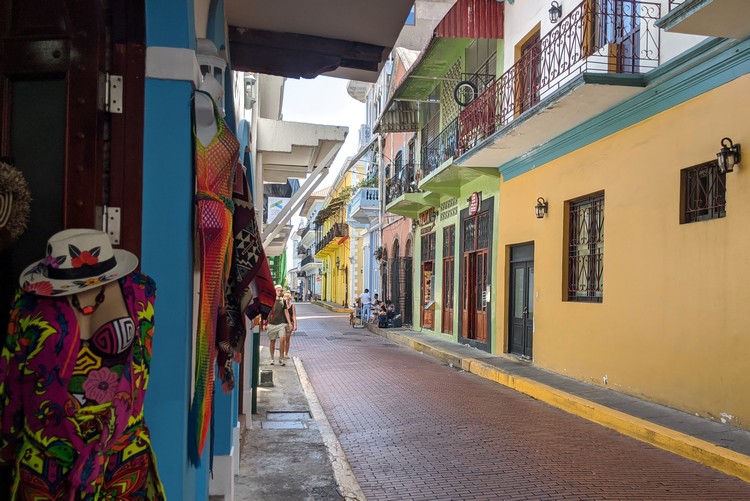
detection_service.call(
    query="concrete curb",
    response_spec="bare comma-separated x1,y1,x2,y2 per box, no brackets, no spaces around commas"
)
371,327,750,484
295,357,367,501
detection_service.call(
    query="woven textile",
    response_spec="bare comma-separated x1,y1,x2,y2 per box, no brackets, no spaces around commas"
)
217,165,276,392
190,91,238,463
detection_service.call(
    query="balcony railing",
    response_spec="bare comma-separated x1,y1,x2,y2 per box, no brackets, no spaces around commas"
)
314,222,349,253
301,254,316,267
386,162,421,205
422,118,459,177
458,0,660,155
350,187,379,214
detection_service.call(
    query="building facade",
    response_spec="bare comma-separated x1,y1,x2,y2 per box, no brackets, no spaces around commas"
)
377,0,750,431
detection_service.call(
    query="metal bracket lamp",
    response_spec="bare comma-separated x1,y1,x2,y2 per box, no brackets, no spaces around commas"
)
535,197,549,219
335,256,341,270
717,137,741,174
549,1,562,23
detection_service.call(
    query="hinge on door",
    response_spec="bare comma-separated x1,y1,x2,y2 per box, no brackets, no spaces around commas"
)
105,73,124,114
101,205,122,245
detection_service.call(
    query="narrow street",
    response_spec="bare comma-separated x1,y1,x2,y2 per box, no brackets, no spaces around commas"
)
286,303,750,501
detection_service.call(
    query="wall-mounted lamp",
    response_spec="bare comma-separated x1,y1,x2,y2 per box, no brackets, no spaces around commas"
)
549,1,563,23
717,137,741,174
335,256,341,270
535,197,549,219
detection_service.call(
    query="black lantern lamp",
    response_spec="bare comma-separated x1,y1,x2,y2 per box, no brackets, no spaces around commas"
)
335,256,341,270
535,197,548,219
549,1,562,23
717,137,741,174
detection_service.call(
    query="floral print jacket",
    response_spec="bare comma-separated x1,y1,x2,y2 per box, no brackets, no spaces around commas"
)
0,272,159,496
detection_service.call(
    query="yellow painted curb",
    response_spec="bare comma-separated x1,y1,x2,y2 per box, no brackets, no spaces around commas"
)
464,358,750,484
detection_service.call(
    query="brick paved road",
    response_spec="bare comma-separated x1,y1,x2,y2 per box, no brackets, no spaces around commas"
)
284,304,750,500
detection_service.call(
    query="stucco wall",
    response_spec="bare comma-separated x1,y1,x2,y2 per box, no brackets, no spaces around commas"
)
496,74,750,428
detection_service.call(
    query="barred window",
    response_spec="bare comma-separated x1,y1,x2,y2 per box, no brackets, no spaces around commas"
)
680,161,726,224
567,193,604,302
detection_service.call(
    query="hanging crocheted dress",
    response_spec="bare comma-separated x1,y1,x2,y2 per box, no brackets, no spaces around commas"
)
190,91,238,463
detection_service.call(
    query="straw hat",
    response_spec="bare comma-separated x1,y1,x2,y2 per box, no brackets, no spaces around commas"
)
19,228,138,297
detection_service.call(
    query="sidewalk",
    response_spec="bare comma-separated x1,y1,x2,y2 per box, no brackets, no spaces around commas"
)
234,344,363,500
333,318,750,484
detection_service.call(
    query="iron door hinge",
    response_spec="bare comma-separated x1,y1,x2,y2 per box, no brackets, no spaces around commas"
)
100,205,122,245
105,73,123,114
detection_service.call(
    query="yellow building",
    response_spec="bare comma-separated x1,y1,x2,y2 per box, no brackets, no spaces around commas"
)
314,173,357,306
493,44,750,428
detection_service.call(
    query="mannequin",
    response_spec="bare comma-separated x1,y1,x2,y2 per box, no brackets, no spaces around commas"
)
194,74,223,146
0,228,165,499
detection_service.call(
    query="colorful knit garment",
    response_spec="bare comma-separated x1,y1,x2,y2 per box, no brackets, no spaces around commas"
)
217,165,276,392
0,273,165,499
190,91,239,463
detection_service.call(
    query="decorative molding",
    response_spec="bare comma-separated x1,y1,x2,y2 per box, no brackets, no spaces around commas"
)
146,47,202,87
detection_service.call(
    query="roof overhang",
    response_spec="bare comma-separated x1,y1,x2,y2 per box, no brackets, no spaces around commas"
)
256,118,347,183
374,37,472,133
374,0,504,133
656,0,750,40
225,0,415,82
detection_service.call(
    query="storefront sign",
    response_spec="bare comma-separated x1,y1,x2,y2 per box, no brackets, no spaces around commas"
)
469,192,481,216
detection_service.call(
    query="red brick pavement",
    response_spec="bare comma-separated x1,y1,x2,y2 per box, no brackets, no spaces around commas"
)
282,304,750,500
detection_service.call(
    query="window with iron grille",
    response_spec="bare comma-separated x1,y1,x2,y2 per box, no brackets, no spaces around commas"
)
421,232,436,261
567,192,604,302
680,161,726,224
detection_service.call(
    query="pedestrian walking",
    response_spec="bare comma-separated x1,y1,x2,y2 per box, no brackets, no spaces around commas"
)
264,285,291,366
359,288,371,323
282,291,298,359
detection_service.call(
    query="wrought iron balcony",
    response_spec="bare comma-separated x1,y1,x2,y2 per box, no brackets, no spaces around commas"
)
422,118,459,178
314,222,349,256
458,0,661,155
301,254,316,267
386,162,422,205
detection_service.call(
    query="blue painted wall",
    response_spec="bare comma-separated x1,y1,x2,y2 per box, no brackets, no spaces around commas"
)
143,1,202,499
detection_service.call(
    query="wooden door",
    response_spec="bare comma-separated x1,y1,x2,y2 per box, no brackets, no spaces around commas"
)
518,31,541,113
474,249,488,344
0,0,145,332
461,252,474,338
421,261,434,329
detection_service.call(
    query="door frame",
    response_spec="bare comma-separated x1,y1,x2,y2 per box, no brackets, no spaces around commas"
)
457,196,493,352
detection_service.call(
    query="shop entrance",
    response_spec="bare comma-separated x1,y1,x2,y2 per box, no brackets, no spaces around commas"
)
458,198,492,351
0,0,145,330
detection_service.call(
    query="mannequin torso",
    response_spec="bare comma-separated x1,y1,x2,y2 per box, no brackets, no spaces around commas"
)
67,282,129,341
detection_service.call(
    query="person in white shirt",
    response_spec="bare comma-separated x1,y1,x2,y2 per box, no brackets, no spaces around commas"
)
359,288,371,322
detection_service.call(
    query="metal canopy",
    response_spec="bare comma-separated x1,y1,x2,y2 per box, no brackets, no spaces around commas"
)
373,0,504,132
225,0,415,82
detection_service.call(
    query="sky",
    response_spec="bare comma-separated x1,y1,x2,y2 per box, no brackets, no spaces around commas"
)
281,76,366,188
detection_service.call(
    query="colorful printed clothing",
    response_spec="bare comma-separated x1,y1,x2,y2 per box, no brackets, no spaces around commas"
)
0,272,165,499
